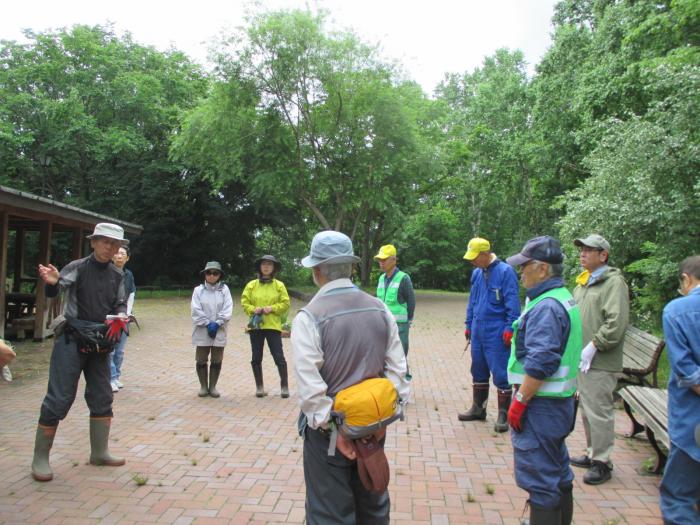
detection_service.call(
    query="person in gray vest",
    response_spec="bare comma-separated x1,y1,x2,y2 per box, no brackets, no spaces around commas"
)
292,230,410,525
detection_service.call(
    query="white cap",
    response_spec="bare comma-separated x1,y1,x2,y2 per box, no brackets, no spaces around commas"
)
86,223,129,245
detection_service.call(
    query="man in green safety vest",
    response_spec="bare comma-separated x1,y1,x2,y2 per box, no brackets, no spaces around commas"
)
505,236,583,525
375,245,415,378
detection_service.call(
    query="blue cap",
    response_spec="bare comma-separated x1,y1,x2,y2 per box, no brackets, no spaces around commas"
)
506,236,564,267
302,231,360,268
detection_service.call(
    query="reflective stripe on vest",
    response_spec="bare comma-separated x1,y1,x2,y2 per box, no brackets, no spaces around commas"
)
376,270,408,323
507,286,583,398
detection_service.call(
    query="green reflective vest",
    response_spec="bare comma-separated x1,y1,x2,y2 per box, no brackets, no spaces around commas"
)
376,270,409,323
507,286,583,398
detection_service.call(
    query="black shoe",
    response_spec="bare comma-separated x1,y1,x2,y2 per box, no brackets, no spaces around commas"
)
570,454,592,468
583,460,612,485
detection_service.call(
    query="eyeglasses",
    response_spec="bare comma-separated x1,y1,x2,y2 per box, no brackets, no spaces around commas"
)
205,271,221,276
518,260,539,273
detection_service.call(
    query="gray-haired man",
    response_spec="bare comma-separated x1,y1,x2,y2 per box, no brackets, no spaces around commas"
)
292,230,410,525
31,223,129,481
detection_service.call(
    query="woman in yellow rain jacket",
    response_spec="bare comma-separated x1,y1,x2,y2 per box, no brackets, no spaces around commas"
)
241,255,291,398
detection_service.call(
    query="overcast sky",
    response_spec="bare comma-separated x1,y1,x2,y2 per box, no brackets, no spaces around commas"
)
0,0,559,95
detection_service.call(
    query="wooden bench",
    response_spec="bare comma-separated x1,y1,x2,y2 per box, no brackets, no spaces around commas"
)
621,326,665,387
618,385,669,474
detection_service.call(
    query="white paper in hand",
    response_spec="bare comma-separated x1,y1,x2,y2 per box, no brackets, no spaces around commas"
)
1,365,12,382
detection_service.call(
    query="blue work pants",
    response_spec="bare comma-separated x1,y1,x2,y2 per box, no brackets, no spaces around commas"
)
470,320,509,390
660,445,700,524
512,396,575,509
110,333,128,381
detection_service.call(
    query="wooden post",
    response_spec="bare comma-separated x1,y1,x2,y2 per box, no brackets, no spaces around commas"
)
13,227,24,292
71,228,83,259
0,212,9,339
33,220,52,341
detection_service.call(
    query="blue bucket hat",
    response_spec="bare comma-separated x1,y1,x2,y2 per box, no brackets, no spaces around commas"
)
302,231,361,268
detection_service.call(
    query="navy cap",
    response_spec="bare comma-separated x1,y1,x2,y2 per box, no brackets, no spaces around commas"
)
506,236,564,267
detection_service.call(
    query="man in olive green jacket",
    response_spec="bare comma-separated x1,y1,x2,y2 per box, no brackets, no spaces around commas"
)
570,234,629,485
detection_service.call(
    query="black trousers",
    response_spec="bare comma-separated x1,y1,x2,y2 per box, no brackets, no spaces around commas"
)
249,329,286,368
303,426,390,525
39,336,113,426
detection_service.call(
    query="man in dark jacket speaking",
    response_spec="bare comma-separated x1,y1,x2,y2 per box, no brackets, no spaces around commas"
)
31,223,129,482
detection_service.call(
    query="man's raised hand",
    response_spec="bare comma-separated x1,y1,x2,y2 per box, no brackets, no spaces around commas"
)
37,264,59,285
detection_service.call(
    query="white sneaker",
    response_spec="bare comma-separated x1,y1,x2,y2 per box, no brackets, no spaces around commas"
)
115,380,124,389
111,381,119,393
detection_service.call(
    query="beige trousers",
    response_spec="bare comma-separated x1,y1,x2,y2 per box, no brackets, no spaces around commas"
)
578,369,618,464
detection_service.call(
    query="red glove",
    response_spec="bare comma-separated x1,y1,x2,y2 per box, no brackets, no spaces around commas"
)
105,317,128,344
508,396,528,432
464,329,471,342
503,330,513,347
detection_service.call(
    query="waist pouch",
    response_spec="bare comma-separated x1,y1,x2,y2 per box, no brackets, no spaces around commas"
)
64,318,114,354
351,436,390,493
332,377,402,440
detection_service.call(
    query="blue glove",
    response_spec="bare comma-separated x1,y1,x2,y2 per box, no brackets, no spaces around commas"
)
206,321,219,339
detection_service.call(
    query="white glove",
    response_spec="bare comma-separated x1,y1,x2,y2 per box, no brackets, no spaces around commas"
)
579,341,597,373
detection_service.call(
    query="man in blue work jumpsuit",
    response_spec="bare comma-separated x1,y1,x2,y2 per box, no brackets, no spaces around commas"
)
459,237,520,432
505,236,583,525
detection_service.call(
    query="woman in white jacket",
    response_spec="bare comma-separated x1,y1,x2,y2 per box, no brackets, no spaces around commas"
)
191,261,233,398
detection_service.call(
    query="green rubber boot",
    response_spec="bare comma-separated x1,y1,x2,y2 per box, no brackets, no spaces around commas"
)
89,417,125,467
31,423,57,481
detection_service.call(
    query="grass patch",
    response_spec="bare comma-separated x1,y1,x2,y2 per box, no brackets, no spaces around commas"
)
132,473,148,486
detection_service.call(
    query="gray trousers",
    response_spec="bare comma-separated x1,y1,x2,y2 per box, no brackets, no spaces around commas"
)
195,346,224,365
39,336,113,426
303,426,389,525
578,369,618,463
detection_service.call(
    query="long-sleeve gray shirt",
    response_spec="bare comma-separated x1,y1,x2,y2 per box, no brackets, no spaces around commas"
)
46,254,127,322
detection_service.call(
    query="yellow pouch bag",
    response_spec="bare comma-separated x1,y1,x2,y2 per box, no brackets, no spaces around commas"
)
332,377,402,440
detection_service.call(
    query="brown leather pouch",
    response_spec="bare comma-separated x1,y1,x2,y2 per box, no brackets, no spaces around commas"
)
351,436,390,493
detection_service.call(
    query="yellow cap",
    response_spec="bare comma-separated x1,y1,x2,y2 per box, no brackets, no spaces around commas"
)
374,244,397,261
463,237,490,260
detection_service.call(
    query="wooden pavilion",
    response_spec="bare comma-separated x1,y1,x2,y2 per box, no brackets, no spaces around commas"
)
0,186,142,340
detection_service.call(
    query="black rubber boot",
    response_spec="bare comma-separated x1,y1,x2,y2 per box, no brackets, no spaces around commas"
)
252,362,266,397
31,423,57,481
520,502,562,525
458,383,489,421
278,363,289,398
89,417,125,467
208,362,222,398
196,363,208,397
559,484,574,525
494,388,512,432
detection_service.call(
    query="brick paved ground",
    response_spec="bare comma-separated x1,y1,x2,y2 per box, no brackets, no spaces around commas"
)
0,291,663,524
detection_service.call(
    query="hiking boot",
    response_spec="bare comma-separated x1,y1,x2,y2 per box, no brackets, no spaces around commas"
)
458,383,489,421
583,460,612,485
31,424,57,482
570,454,592,468
89,417,125,467
494,388,512,433
208,362,221,398
196,363,209,397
